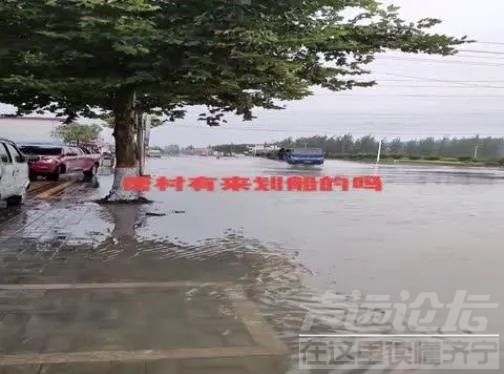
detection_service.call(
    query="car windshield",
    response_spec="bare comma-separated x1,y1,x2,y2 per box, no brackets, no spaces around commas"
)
20,146,62,155
291,148,323,155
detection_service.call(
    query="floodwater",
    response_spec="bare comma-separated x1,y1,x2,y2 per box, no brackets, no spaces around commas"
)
3,156,503,373
103,156,504,373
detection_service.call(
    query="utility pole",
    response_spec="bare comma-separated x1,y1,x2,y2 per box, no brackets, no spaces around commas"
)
473,135,480,161
376,139,382,166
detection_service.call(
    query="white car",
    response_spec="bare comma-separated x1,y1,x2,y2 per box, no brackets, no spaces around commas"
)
148,149,162,158
0,138,30,206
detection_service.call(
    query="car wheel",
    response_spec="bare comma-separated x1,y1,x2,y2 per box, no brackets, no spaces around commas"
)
29,172,38,181
7,189,26,206
83,164,98,182
48,166,61,181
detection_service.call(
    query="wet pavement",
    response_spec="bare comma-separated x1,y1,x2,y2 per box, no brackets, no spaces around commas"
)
0,157,503,373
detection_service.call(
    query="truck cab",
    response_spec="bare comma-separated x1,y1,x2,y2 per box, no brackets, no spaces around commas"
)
285,148,325,165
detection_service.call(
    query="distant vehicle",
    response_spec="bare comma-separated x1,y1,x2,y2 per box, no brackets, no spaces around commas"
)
284,148,325,166
19,144,100,181
0,138,30,206
100,150,114,168
148,149,162,158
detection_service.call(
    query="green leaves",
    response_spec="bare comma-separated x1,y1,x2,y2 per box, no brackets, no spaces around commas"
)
0,0,467,125
51,122,102,144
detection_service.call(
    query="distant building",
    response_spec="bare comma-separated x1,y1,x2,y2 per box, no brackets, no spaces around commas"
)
0,116,112,145
0,116,64,143
251,144,279,156
182,147,214,156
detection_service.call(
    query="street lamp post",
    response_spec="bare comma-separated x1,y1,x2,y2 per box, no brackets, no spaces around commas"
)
376,138,383,166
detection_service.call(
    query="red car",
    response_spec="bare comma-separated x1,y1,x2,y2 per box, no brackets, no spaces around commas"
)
19,144,100,181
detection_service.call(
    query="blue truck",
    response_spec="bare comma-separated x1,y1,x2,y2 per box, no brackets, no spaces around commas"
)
279,148,325,165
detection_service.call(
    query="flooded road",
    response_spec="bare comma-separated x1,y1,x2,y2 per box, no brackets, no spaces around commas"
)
139,156,504,372
1,156,503,373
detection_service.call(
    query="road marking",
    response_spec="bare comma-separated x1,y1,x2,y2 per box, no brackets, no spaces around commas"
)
35,181,74,199
298,334,500,338
27,181,57,196
0,281,226,290
0,347,275,366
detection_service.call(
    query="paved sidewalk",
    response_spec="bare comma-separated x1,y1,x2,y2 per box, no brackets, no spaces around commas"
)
0,199,289,374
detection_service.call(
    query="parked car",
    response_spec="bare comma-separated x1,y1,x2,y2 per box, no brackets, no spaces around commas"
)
0,138,30,206
100,150,114,168
19,144,100,181
148,148,162,158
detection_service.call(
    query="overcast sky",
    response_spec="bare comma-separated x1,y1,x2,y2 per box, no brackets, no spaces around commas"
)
2,0,504,146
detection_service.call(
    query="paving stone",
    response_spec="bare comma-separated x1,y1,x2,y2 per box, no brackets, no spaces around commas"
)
222,330,254,347
241,356,290,374
0,365,41,374
145,360,178,374
182,368,248,374
0,199,288,371
178,358,250,374
78,330,134,352
39,362,111,374
108,361,146,374
42,334,75,353
0,313,29,333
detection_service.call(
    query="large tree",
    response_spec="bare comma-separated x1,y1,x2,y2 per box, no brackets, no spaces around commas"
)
52,123,102,145
0,0,466,201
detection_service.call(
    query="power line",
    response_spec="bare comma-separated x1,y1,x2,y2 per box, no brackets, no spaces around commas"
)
381,52,504,62
474,41,504,46
458,49,504,56
457,54,504,61
160,125,504,138
375,56,504,68
373,72,504,89
376,79,504,83
373,85,504,89
386,50,504,60
166,117,504,134
324,94,504,98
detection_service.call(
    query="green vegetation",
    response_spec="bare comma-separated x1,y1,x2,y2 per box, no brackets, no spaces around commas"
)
210,136,504,167
0,1,465,199
275,135,504,165
51,123,102,145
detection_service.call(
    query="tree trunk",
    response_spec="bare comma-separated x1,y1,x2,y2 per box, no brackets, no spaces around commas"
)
104,89,142,202
136,111,146,176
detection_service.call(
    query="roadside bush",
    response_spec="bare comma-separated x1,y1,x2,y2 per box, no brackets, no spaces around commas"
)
327,154,345,159
457,156,472,162
408,155,421,160
424,156,440,161
391,154,403,160
348,154,362,160
485,161,499,167
342,153,381,160
498,158,504,166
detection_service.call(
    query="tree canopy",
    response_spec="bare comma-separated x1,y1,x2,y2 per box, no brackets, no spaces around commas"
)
0,0,468,200
51,123,102,145
0,0,466,123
